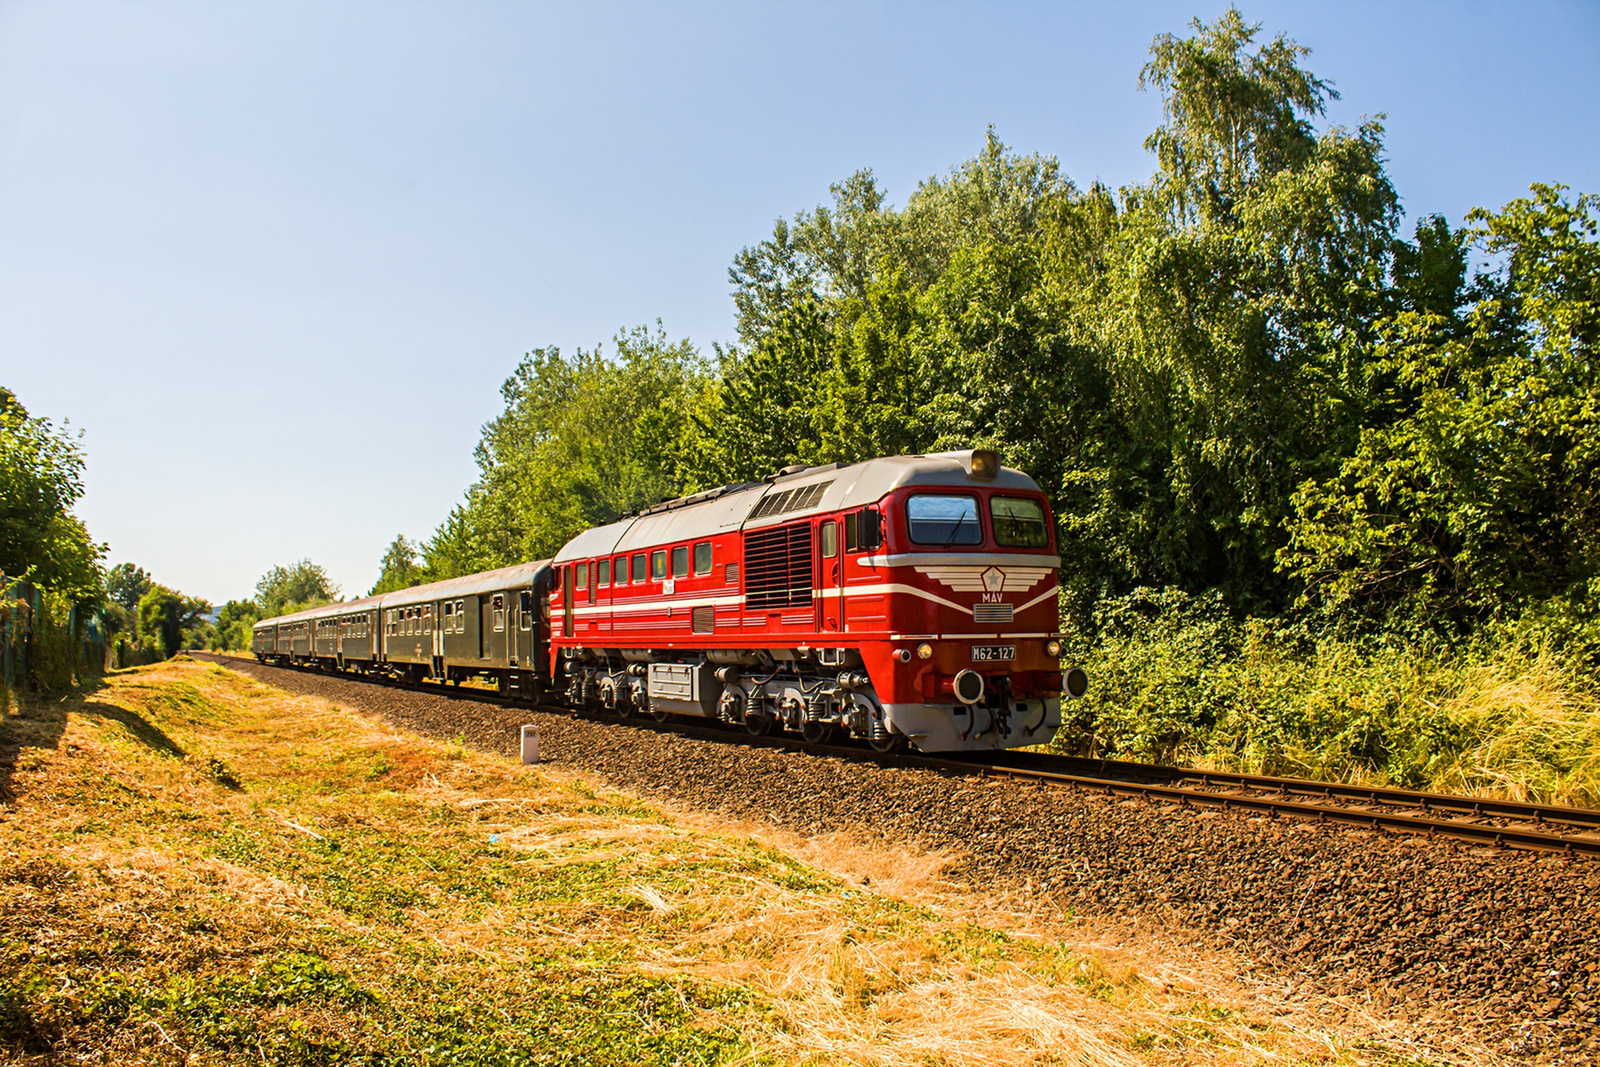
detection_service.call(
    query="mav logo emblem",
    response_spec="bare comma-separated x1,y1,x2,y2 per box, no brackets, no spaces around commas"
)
914,565,1052,595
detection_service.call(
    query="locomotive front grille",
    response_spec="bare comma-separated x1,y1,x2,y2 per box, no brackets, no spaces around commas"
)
972,602,1014,624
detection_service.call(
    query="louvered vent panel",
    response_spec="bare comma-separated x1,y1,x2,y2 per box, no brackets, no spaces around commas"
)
972,602,1014,625
748,481,834,521
691,606,715,634
743,525,814,610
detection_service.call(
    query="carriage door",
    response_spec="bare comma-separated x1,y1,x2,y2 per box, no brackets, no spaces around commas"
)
562,564,574,638
432,602,444,659
817,518,843,632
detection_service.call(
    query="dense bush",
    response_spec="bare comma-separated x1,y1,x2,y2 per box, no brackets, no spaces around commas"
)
1060,586,1600,804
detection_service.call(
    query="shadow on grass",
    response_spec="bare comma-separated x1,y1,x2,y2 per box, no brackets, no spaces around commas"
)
0,675,189,803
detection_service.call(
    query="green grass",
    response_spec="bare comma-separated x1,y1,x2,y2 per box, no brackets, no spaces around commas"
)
0,660,1452,1066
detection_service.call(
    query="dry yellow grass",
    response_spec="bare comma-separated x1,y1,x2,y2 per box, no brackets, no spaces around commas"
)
0,659,1470,1065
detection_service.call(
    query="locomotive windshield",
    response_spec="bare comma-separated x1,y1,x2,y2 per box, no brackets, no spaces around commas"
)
990,496,1049,547
907,494,982,545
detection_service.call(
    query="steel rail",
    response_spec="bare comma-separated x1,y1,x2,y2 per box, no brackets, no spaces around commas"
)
950,750,1600,831
195,653,1600,858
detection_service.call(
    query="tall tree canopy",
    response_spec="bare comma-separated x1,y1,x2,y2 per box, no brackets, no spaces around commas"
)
369,535,422,596
0,388,103,601
398,7,1598,648
254,559,340,618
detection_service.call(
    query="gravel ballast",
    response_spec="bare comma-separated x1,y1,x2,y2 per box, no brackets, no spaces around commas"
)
199,655,1600,1063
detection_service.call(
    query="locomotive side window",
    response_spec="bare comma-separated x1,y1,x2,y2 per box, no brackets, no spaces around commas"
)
843,512,857,553
615,556,630,584
990,496,1049,548
651,550,666,580
575,562,588,591
632,553,647,583
820,521,837,558
671,545,689,578
693,541,712,575
598,560,611,587
907,494,982,546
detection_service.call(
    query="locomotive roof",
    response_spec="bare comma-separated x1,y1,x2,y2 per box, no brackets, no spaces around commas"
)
551,450,1042,562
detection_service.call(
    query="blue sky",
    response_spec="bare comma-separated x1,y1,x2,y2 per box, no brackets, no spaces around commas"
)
2,1,1596,605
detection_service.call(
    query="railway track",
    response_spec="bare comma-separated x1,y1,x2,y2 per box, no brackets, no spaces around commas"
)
196,653,1600,858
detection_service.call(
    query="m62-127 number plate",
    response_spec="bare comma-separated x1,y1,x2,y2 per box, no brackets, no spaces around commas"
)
970,645,1016,662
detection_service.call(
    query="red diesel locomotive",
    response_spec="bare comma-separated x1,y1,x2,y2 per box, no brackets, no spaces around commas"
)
253,449,1087,752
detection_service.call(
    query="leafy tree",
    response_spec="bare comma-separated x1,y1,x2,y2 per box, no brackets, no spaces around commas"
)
254,559,340,618
420,325,713,577
137,584,209,658
1279,185,1600,625
209,599,259,652
370,536,421,595
0,388,103,601
104,563,152,614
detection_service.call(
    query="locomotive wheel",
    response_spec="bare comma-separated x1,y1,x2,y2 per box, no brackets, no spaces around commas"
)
651,707,670,723
800,720,833,744
867,731,905,754
744,711,773,737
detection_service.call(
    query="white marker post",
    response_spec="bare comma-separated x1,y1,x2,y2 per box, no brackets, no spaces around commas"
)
520,724,540,765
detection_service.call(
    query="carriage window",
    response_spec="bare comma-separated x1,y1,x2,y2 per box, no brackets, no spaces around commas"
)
906,494,983,546
651,550,666,580
615,556,630,584
671,545,689,578
455,599,466,633
693,541,713,575
424,605,433,632
575,562,588,590
491,593,505,632
990,496,1050,548
820,520,838,558
633,553,647,583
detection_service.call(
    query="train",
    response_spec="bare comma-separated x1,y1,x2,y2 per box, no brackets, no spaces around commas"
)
252,449,1088,752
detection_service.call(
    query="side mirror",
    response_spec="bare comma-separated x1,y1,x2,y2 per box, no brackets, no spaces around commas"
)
859,507,883,551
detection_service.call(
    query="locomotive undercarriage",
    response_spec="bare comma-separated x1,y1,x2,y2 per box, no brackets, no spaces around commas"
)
556,647,1057,753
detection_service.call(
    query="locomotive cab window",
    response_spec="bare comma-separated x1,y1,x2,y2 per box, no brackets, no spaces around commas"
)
820,520,837,558
693,541,712,575
632,553,646,583
651,550,666,580
671,545,689,578
990,496,1049,548
907,494,982,546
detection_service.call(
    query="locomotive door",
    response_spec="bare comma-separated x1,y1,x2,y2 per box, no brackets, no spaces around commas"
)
817,518,843,633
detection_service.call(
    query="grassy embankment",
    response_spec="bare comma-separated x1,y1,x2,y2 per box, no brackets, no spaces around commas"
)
1061,590,1600,807
0,659,1435,1065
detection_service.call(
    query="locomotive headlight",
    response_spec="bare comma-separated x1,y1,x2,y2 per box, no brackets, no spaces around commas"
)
916,642,934,660
1045,639,1061,658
